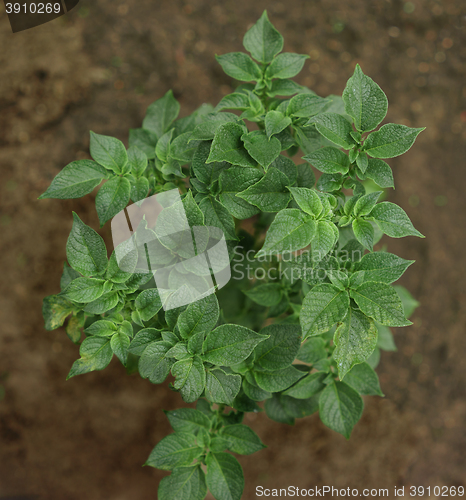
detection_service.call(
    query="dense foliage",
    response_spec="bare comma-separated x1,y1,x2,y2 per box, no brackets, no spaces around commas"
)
40,11,423,500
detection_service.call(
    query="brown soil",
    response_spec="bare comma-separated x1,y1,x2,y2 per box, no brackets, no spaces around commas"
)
1,0,465,498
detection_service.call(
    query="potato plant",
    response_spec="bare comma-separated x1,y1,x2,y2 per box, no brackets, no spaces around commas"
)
40,12,423,500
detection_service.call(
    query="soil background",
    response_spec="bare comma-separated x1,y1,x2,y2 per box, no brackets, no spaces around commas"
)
1,0,465,498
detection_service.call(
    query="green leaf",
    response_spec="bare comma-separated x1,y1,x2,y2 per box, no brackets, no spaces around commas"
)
243,283,283,307
128,328,162,355
205,369,241,405
164,408,211,433
220,424,265,455
259,209,315,255
206,452,244,500
370,202,424,238
297,337,327,364
177,294,220,339
342,64,388,133
110,331,130,366
279,394,320,419
356,152,368,174
85,319,118,337
95,176,131,227
42,295,75,331
146,432,201,470
83,291,120,315
128,128,157,159
106,246,137,283
303,147,350,175
267,79,307,97
333,307,378,379
264,394,294,425
156,129,175,163
143,90,180,139
215,52,262,81
319,381,363,438
241,131,281,169
350,282,412,327
354,252,414,284
67,336,113,379
203,325,268,366
254,365,305,392
135,288,164,321
66,212,107,277
62,277,107,303
192,141,230,186
89,132,128,174
364,158,394,188
352,218,374,251
139,341,173,384
282,372,326,399
215,93,250,111
39,160,108,200
296,163,316,188
172,356,206,403
363,124,425,158
127,146,148,177
238,167,290,212
377,324,397,351
158,465,207,500
265,53,309,79
353,191,382,217
394,285,419,318
170,133,201,164
312,221,337,259
207,122,255,168
242,10,283,64
60,262,81,291
265,111,292,139
300,284,350,338
310,113,356,149
190,113,239,141
129,176,149,203
344,362,384,396
287,94,330,118
218,167,262,220
270,155,297,185
254,324,301,370
198,195,237,240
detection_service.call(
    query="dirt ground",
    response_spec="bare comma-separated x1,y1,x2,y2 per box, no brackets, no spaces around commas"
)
1,0,465,498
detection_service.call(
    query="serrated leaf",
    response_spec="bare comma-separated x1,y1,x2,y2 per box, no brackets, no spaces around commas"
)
238,167,290,212
342,64,388,133
319,381,363,438
370,202,424,238
350,282,412,327
62,277,107,303
310,113,356,149
89,132,128,174
177,294,219,339
203,325,267,365
241,131,281,169
259,209,315,255
300,283,350,338
206,452,244,500
254,324,301,370
243,283,283,307
364,158,394,188
143,90,180,138
303,147,350,175
352,218,374,251
66,212,107,277
265,53,309,79
205,369,241,405
282,372,326,399
265,111,292,139
216,52,262,81
333,307,378,379
354,252,414,284
39,160,108,200
344,362,384,396
363,124,425,158
198,195,237,240
254,365,305,392
158,465,207,500
218,166,262,219
207,122,255,168
95,176,131,227
67,336,113,379
242,10,283,64
220,424,265,455
146,432,201,470
139,341,173,384
172,356,206,403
